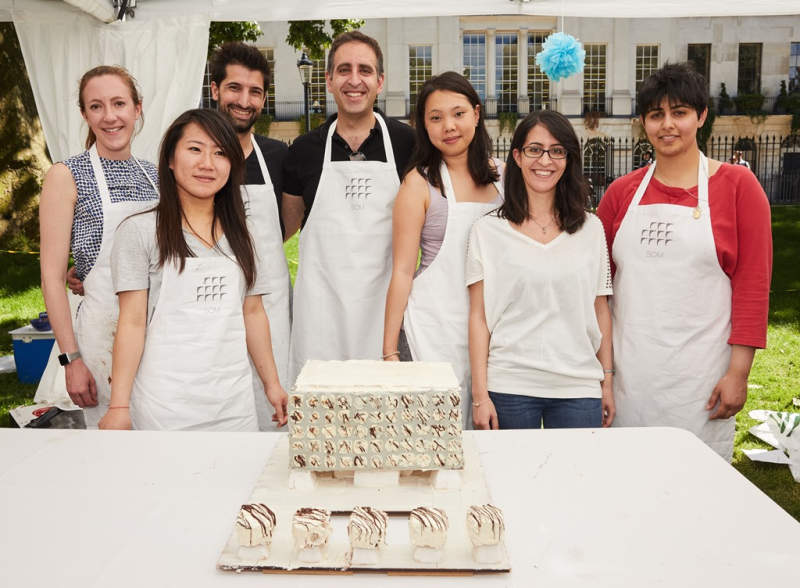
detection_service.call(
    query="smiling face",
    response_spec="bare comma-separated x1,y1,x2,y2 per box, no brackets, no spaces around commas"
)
326,41,384,118
512,124,567,198
169,122,231,202
211,64,266,134
423,89,479,158
642,97,707,159
80,74,141,159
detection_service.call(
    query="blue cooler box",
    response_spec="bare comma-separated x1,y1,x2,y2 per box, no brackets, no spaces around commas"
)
10,325,55,383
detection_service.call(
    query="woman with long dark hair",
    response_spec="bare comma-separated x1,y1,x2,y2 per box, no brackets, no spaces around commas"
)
467,110,614,430
40,66,158,426
98,109,287,431
383,71,502,428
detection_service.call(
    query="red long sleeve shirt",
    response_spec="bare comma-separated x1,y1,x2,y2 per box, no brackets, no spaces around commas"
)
596,163,772,348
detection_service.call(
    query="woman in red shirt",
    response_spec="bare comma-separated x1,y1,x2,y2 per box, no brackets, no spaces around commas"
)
597,62,771,461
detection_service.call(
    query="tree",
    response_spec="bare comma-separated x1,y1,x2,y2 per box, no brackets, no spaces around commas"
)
0,23,50,250
285,20,365,60
207,21,262,57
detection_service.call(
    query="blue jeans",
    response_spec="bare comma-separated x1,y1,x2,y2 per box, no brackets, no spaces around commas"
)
489,392,602,429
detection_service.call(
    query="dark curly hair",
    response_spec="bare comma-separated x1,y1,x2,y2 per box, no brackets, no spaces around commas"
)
408,71,498,196
498,110,589,234
637,61,708,118
209,42,270,92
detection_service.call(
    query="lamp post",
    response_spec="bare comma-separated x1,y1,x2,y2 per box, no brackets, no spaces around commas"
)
297,51,314,133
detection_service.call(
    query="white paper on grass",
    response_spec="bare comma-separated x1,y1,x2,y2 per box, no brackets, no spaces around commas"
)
745,411,800,482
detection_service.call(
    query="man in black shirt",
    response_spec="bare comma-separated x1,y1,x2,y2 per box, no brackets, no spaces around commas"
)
209,42,291,428
282,31,416,381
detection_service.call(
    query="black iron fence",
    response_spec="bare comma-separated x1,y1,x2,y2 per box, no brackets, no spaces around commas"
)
492,134,800,206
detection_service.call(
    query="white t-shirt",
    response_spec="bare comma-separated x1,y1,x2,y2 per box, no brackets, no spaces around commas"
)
111,211,269,321
466,212,613,399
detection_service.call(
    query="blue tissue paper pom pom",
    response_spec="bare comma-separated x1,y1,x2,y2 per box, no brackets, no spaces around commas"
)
535,32,585,82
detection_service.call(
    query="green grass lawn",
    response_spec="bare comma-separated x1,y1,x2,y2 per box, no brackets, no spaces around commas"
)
0,216,797,518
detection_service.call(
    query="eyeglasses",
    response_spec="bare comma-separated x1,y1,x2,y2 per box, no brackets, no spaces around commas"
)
519,144,567,160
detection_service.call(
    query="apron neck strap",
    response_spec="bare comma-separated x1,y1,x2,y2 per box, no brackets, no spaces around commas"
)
322,112,395,165
89,143,158,201
249,134,271,184
629,151,709,209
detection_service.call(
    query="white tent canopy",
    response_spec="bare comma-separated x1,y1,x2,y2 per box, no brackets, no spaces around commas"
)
3,0,800,161
2,0,800,21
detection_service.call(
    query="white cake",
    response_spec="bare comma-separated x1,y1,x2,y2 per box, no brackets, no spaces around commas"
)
235,503,275,561
292,507,332,563
409,507,449,563
348,506,388,565
289,361,464,472
466,504,505,563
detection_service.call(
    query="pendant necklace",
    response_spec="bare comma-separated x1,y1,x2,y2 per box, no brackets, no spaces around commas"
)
530,214,555,234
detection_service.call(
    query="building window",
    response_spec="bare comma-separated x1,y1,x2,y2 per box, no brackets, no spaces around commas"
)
462,33,486,102
258,48,276,116
409,45,432,110
790,42,800,93
309,58,327,115
583,44,607,113
496,33,518,113
738,43,762,95
635,44,659,97
687,43,711,94
527,32,551,111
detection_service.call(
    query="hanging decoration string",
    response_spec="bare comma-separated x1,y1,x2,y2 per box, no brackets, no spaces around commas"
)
535,2,585,83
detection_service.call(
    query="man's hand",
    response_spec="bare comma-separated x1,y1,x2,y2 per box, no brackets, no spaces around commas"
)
67,266,84,296
65,359,98,407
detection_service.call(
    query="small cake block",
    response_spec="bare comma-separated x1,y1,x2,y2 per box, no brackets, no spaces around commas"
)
348,506,388,565
237,544,269,561
409,506,448,563
350,547,380,566
413,546,444,563
353,470,399,488
472,544,504,564
288,470,316,491
235,503,275,561
289,361,464,472
292,508,332,563
431,469,462,489
466,504,505,547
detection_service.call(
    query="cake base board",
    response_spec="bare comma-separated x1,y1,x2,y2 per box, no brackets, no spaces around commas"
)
217,436,510,574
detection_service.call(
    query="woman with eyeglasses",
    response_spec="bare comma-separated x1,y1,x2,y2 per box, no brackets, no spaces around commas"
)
467,110,614,430
382,72,502,428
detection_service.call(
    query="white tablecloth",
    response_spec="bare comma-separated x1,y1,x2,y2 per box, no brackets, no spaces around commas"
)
1,427,797,587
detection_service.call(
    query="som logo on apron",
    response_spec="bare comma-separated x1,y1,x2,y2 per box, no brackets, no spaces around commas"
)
195,275,228,311
345,176,372,210
640,220,675,257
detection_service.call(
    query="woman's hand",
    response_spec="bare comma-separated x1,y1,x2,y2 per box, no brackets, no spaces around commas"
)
601,377,615,427
65,359,98,408
265,381,288,426
98,408,131,430
472,397,499,430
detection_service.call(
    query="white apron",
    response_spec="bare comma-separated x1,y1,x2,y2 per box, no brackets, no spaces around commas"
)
611,153,735,460
130,253,257,431
243,135,291,430
403,162,502,429
74,145,157,427
289,114,400,383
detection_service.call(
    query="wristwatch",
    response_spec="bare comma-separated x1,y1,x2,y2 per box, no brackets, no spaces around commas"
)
58,351,82,366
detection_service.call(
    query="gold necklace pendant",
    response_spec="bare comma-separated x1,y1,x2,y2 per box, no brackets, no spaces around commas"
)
693,206,701,219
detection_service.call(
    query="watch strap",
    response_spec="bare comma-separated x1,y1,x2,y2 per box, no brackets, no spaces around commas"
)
58,350,82,366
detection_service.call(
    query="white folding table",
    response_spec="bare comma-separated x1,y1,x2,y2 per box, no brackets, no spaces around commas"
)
1,427,797,587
